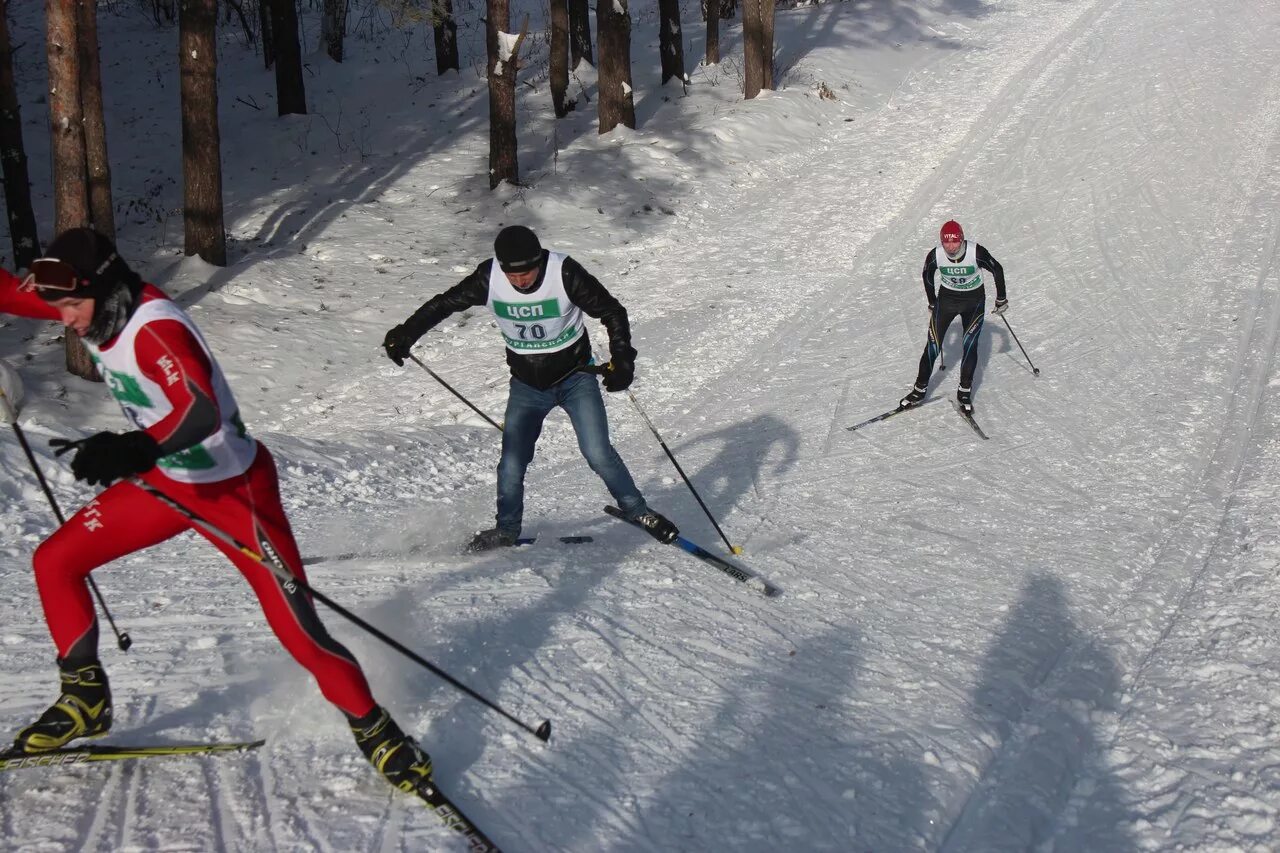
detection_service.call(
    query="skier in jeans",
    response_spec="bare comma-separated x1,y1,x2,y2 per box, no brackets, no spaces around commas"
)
382,225,678,551
0,228,431,796
899,220,1007,414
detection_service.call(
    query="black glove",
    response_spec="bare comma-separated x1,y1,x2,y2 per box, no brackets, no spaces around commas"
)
382,325,415,366
51,430,162,487
993,297,1009,315
602,358,634,393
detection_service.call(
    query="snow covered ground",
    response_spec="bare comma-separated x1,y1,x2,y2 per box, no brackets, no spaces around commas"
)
3,0,1280,849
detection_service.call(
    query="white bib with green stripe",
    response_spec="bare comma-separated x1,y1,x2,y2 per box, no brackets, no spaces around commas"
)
486,252,585,354
87,298,257,484
935,242,982,292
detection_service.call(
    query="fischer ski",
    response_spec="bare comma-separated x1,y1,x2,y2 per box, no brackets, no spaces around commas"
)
412,780,502,852
515,535,593,546
604,506,780,597
846,398,940,432
952,401,989,440
0,738,265,772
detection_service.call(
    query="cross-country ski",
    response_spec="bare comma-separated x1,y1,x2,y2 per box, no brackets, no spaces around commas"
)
604,506,780,597
0,739,265,772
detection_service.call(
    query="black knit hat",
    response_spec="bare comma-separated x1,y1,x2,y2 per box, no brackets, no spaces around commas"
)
494,226,543,273
29,228,128,302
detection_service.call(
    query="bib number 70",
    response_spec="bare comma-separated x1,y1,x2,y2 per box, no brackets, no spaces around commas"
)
515,323,546,340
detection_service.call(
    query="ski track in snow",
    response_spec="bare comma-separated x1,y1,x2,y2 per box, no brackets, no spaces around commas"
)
4,0,1280,850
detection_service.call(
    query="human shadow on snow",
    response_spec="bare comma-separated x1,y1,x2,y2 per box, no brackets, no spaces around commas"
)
577,624,933,852
943,572,1133,851
314,410,797,844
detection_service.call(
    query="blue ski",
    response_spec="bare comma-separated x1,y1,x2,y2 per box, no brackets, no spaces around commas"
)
604,506,780,597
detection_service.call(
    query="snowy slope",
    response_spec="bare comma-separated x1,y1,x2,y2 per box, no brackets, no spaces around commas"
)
3,0,1280,850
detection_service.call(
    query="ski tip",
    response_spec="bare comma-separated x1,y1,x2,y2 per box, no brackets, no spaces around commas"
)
534,720,552,742
753,579,782,597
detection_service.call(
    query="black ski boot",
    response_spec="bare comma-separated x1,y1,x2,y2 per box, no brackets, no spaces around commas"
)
957,386,974,415
350,706,433,794
631,509,679,544
466,527,518,553
13,660,112,753
899,385,927,409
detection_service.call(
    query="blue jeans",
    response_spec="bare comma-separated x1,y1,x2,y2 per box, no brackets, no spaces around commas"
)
495,371,646,533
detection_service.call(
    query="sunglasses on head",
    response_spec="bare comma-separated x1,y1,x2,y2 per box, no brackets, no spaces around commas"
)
19,258,84,293
18,252,118,294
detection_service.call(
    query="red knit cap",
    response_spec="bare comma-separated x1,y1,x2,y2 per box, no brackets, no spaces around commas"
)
940,220,964,242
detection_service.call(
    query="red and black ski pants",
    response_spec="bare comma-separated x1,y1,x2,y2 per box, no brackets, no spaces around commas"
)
30,443,377,718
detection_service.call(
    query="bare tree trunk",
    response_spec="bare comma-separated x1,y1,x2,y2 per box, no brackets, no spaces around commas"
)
259,0,275,68
595,0,634,134
45,0,96,379
760,0,775,90
704,0,720,65
432,0,458,74
179,0,226,266
321,0,347,62
567,0,591,67
77,0,114,239
549,0,569,116
269,0,305,115
742,0,762,99
0,4,41,268
657,0,684,85
485,0,517,188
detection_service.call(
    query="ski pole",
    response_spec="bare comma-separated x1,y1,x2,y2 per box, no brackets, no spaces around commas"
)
584,363,744,556
406,354,504,432
999,314,1040,376
129,478,551,743
0,389,132,651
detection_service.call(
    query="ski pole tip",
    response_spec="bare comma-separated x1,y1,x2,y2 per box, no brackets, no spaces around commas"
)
1033,368,1041,376
731,546,745,555
534,720,552,742
118,633,133,652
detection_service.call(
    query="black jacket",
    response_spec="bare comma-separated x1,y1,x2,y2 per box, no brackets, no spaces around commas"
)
398,252,636,390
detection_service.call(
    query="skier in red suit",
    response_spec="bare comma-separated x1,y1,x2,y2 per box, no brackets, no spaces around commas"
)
0,228,430,794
